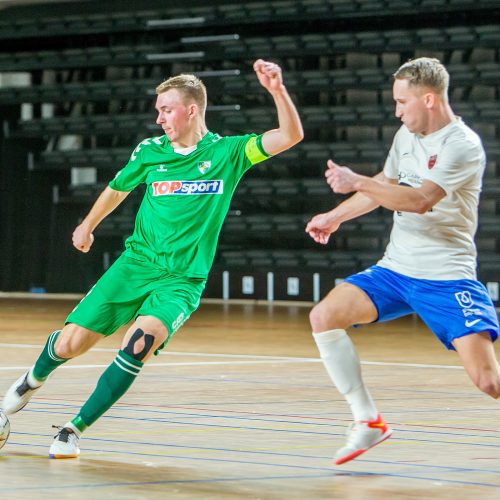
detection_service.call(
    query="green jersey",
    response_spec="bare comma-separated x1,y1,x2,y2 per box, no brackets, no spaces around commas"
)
109,131,270,278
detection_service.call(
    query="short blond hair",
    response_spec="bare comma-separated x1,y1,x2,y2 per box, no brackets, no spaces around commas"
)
156,74,207,113
393,57,449,97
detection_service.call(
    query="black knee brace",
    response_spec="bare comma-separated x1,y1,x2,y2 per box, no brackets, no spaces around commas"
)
123,328,155,361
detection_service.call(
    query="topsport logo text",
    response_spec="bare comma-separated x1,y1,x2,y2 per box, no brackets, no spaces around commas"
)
152,180,224,196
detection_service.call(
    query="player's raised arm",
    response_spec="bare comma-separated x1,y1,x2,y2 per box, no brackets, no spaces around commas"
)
253,59,303,156
72,186,130,253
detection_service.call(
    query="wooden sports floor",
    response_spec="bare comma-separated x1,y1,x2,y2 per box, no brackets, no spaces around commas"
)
0,296,499,499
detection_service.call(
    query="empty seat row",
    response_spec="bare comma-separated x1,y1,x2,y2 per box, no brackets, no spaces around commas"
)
2,1,496,41
216,26,500,60
14,101,500,140
2,23,499,72
2,61,499,106
0,44,189,71
214,248,366,273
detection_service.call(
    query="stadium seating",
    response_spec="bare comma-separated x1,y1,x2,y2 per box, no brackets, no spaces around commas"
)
0,0,499,301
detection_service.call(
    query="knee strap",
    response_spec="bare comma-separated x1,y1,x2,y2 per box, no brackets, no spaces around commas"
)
123,328,155,361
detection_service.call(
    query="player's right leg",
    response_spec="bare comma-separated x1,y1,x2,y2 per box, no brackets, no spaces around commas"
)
2,324,102,415
453,332,500,399
310,279,394,465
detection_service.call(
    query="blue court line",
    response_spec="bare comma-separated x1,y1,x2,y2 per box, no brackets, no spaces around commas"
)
11,416,500,455
94,407,500,440
3,442,499,490
22,398,500,422
22,405,500,443
10,430,500,475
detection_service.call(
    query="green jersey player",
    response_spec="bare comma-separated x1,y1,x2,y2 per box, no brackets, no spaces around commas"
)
2,59,303,458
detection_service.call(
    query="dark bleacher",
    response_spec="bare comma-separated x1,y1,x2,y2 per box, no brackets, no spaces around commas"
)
1,1,498,41
2,63,500,106
0,0,499,302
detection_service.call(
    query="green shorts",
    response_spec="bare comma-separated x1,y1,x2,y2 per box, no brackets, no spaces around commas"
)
66,253,206,350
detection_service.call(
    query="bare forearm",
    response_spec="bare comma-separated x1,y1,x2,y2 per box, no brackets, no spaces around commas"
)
329,191,380,224
272,85,303,143
354,176,432,213
262,86,303,155
80,186,129,231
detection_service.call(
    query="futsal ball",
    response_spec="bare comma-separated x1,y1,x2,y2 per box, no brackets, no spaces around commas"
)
0,409,10,450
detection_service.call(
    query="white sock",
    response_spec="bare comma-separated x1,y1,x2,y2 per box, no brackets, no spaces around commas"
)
313,329,378,421
64,421,82,438
27,367,44,388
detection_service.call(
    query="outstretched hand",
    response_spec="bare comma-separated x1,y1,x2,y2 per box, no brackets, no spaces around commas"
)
305,212,341,245
253,59,284,92
72,224,94,253
325,159,360,194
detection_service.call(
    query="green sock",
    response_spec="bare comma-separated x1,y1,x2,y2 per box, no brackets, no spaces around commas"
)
72,350,143,432
31,330,68,382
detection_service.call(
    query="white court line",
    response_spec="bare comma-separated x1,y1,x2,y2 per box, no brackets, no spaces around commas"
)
0,342,464,370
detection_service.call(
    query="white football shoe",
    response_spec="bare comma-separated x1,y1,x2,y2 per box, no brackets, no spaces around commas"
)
334,414,392,465
2,370,44,415
49,426,80,459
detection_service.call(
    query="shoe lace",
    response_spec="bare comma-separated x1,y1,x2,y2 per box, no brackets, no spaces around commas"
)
52,425,74,443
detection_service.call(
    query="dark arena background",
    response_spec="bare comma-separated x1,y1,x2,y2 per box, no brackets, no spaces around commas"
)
0,0,499,304
0,1,499,499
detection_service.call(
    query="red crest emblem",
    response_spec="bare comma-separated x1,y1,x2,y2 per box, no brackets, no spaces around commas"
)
428,154,437,169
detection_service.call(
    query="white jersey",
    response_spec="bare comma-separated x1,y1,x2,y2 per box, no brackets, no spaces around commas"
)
378,118,485,280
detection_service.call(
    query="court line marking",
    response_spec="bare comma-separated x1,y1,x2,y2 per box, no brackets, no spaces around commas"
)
18,409,500,444
15,409,500,448
0,343,464,370
18,401,500,439
3,442,500,490
11,429,500,472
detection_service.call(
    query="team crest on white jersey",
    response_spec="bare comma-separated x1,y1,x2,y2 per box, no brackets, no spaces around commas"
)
428,154,437,169
198,161,211,174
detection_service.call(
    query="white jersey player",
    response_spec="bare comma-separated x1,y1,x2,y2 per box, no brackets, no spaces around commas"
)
306,57,499,466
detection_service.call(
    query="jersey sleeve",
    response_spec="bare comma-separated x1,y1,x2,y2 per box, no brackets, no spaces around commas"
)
426,140,485,195
108,140,149,192
224,134,271,174
383,129,401,180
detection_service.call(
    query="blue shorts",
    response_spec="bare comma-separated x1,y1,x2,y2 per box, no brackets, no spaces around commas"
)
344,265,499,350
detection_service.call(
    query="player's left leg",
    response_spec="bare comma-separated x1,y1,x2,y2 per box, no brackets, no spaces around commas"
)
49,273,206,459
452,332,500,399
49,315,168,459
2,325,102,415
409,277,499,400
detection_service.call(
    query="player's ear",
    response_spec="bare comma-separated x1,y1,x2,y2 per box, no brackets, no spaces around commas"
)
188,103,198,118
423,92,435,109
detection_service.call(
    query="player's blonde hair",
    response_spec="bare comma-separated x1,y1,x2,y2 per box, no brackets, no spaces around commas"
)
393,57,449,98
156,74,207,114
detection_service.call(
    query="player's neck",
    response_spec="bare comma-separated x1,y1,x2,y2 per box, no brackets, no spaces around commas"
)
423,105,457,136
171,123,208,149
